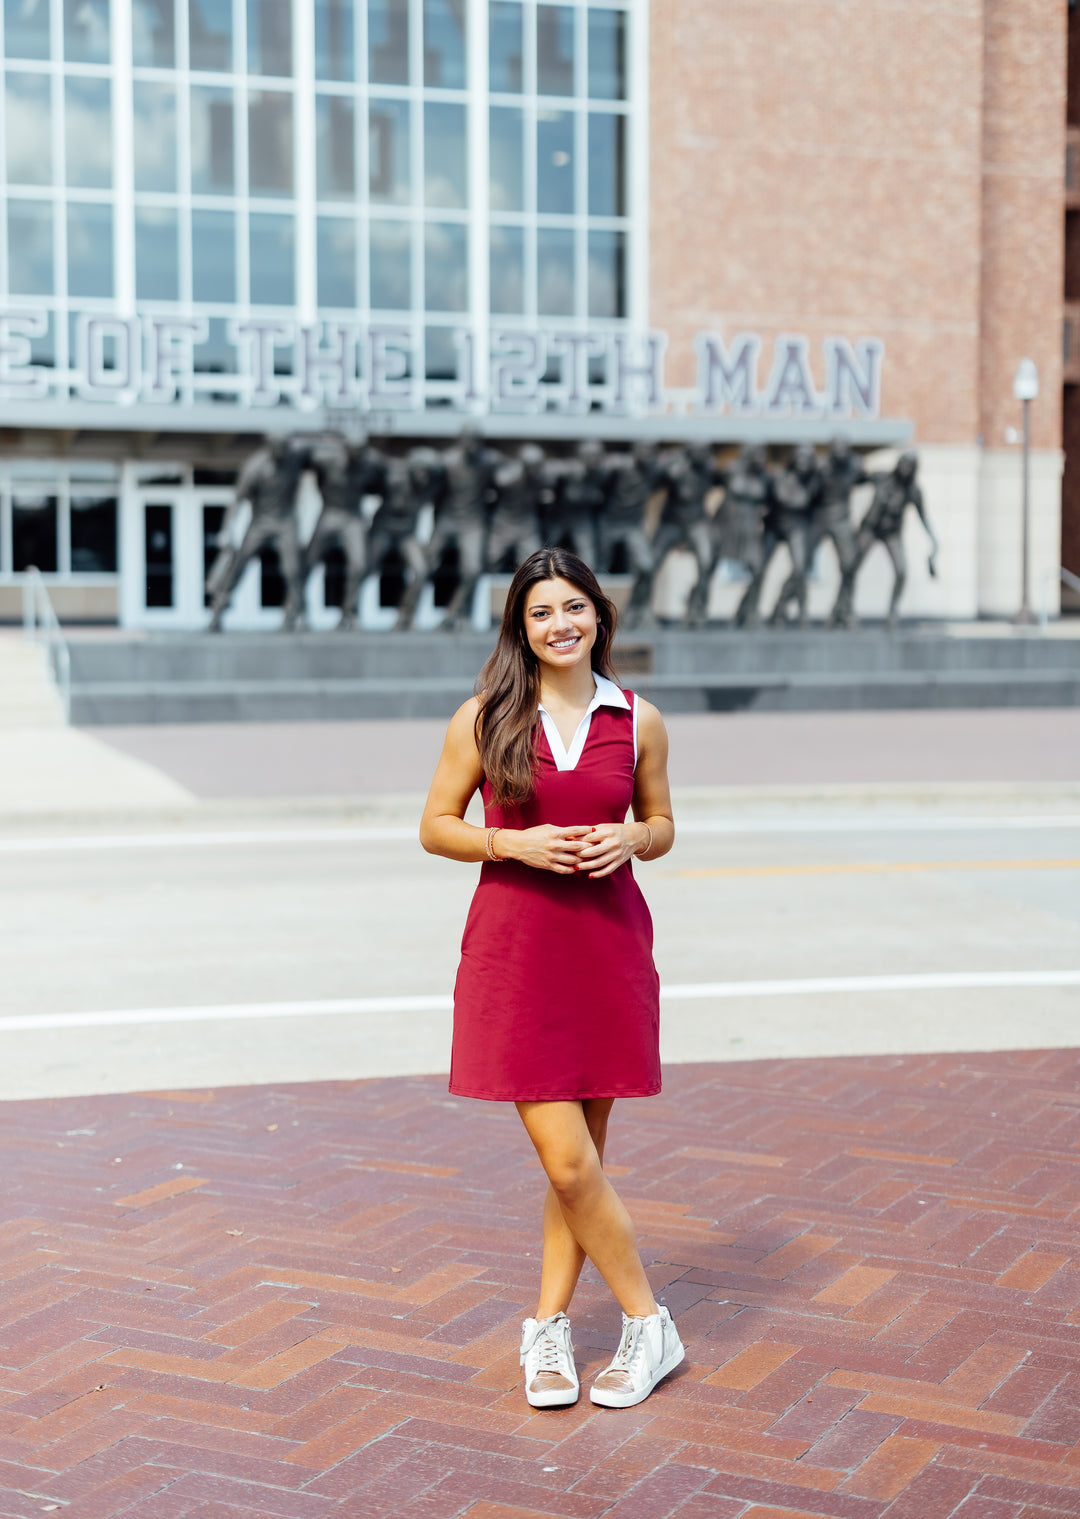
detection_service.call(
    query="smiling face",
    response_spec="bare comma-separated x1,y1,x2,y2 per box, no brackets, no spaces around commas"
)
522,577,599,670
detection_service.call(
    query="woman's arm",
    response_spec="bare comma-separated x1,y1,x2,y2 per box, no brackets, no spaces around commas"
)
419,699,489,862
419,699,592,873
577,698,675,878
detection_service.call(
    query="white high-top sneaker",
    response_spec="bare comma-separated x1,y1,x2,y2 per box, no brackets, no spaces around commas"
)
589,1307,685,1408
520,1312,579,1408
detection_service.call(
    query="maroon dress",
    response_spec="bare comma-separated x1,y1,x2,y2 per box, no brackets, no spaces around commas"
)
450,682,661,1102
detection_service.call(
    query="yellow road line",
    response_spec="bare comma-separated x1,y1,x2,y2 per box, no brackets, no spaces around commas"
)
672,859,1080,880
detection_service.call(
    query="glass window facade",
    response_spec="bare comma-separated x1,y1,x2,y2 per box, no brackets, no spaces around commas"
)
0,464,120,582
0,0,638,397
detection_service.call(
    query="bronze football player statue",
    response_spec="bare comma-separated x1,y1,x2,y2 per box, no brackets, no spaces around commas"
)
305,433,388,631
206,435,310,632
856,451,938,627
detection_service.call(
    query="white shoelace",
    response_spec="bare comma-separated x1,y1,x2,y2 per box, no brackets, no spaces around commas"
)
606,1316,648,1380
521,1319,568,1372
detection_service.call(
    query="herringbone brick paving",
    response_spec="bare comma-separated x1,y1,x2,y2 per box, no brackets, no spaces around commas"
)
2,1051,1080,1517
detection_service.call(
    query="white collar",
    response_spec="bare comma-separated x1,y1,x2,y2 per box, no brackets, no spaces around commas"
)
538,674,630,771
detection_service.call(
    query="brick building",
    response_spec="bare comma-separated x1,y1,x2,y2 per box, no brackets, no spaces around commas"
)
0,0,1068,629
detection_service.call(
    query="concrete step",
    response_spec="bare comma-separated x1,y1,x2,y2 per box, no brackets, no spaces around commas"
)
69,666,1080,725
0,640,65,729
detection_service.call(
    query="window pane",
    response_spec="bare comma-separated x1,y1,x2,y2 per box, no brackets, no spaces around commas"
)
194,315,237,374
5,0,49,58
67,202,113,296
424,101,466,208
13,495,57,573
489,104,523,211
424,221,467,311
489,1,522,92
588,228,624,317
134,82,177,191
537,109,574,214
192,208,236,301
588,112,624,216
136,206,179,299
144,502,173,606
7,201,53,294
490,224,524,315
70,496,118,572
190,0,232,69
191,85,234,192
64,0,108,61
424,0,465,88
369,220,410,308
315,0,353,81
369,0,408,84
248,0,291,76
6,72,51,185
425,325,456,380
317,216,355,307
248,91,293,195
315,94,354,199
588,8,625,99
369,98,409,204
537,4,573,95
249,211,294,304
537,226,574,315
65,76,112,188
133,0,175,65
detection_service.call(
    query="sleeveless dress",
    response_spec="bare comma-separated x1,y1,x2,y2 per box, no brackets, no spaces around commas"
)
450,675,661,1102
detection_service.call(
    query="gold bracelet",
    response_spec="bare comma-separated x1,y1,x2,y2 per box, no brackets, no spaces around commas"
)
485,826,505,862
635,824,653,859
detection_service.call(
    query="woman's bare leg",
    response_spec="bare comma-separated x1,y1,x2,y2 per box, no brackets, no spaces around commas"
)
518,1098,656,1320
533,1098,610,1317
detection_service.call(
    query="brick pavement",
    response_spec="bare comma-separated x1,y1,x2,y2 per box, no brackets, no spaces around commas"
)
2,1052,1080,1518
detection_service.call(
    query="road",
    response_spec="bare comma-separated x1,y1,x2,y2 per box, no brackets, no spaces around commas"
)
3,800,1077,1099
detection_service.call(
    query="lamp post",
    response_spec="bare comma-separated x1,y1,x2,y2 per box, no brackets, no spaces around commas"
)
1012,357,1039,626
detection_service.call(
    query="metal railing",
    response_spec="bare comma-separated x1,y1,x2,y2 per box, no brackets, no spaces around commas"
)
21,567,71,723
1038,565,1080,632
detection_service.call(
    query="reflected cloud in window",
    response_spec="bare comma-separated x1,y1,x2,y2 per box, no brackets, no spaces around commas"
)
67,202,113,296
65,76,112,188
369,99,410,204
425,221,467,311
248,0,291,76
249,91,293,196
134,81,178,191
424,101,466,208
316,94,355,199
490,105,523,212
136,207,180,300
133,0,175,66
315,0,354,81
8,201,53,295
6,72,51,185
64,0,109,62
370,220,411,308
424,0,465,88
191,86,234,193
490,224,525,315
5,0,50,59
588,113,625,216
192,208,236,302
537,227,574,316
489,0,522,93
317,217,356,307
249,211,294,305
369,0,409,85
189,0,233,72
538,109,574,214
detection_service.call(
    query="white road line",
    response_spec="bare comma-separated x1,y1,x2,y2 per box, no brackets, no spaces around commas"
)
1,816,1080,854
5,969,1077,1033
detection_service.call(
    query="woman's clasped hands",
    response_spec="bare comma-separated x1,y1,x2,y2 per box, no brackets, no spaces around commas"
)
496,822,647,877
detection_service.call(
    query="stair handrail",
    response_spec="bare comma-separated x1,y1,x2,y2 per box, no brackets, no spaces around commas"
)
21,566,71,723
1038,565,1080,631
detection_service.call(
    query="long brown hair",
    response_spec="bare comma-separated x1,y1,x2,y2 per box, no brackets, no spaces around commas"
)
476,548,619,806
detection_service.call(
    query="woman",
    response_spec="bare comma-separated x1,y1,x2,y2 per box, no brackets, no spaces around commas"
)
420,548,683,1410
